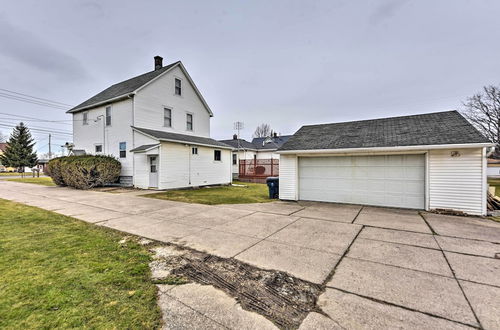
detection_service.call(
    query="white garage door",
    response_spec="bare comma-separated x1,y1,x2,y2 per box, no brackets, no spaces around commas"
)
299,154,425,209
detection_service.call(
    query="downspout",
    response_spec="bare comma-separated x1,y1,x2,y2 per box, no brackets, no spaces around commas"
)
130,93,136,187
188,145,191,185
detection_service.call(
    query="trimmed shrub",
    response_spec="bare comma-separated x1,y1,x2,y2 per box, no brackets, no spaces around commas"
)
47,157,66,186
48,155,121,189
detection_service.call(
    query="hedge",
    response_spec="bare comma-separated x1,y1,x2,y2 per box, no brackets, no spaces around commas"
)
47,155,121,189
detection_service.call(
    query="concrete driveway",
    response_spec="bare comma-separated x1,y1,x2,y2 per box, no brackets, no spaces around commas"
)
1,180,499,329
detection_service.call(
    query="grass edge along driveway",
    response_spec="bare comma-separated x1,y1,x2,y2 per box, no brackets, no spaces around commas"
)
144,181,272,205
6,177,55,186
0,199,161,329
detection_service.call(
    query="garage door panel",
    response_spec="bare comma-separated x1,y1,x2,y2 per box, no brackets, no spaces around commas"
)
299,155,425,209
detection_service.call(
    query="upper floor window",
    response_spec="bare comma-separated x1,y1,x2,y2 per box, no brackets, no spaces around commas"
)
175,78,182,95
83,112,88,125
119,142,126,158
105,106,111,126
214,150,221,161
186,113,193,131
164,108,172,127
95,144,103,153
192,147,198,155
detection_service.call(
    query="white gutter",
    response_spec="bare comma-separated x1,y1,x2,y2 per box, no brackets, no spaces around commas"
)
276,143,494,155
158,137,233,150
68,93,136,113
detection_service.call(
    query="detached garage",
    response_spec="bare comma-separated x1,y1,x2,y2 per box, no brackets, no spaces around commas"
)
278,111,492,215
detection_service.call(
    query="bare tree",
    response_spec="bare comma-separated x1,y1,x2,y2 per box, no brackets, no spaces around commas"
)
462,85,500,156
253,123,272,138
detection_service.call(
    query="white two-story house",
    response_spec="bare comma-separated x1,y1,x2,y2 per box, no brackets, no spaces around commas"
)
68,56,232,189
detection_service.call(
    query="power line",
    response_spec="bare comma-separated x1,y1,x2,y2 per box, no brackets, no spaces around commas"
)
0,123,72,136
0,116,72,126
0,93,70,110
0,121,72,134
0,88,73,107
0,111,88,123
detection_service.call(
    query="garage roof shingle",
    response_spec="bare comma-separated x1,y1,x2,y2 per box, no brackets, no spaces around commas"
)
279,111,490,151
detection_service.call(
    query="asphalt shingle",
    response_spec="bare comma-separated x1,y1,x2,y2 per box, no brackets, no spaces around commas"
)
279,111,490,151
68,62,179,113
133,127,232,149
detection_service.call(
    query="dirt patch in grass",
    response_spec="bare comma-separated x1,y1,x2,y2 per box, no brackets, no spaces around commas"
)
149,244,323,329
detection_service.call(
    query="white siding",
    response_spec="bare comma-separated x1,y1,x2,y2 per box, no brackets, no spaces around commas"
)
279,154,298,200
428,148,486,215
72,99,133,176
133,152,150,189
487,166,500,178
256,151,280,160
134,66,211,137
158,142,231,189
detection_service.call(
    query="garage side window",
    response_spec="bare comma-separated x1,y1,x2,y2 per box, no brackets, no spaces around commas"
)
214,150,221,161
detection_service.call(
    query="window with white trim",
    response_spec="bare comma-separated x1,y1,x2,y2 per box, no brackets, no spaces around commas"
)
164,108,172,127
105,106,111,126
232,153,237,165
175,78,182,95
186,113,193,131
83,112,88,125
192,147,198,155
119,142,126,158
95,144,103,153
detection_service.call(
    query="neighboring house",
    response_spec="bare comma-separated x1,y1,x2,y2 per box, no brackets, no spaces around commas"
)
0,143,16,172
68,56,232,189
487,158,500,178
219,133,292,182
278,111,492,216
36,159,49,173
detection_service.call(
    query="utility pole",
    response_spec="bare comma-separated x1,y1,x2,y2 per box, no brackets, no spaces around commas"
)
48,134,52,159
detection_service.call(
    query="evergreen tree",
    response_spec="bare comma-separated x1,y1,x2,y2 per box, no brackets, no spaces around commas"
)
0,122,38,174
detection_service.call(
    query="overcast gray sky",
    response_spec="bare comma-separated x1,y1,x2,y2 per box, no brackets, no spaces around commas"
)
1,0,500,154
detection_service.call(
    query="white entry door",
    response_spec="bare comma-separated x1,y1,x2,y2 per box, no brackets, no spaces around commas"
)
298,154,425,209
149,156,158,188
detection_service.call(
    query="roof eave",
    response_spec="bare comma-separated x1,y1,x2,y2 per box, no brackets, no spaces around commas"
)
67,93,135,113
132,127,231,150
276,143,494,154
130,144,160,153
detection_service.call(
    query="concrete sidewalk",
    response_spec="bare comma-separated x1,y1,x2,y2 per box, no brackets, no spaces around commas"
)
1,180,499,329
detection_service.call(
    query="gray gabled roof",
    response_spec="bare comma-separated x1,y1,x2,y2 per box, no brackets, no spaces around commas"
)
68,62,179,113
218,138,256,150
133,127,232,149
251,135,293,150
129,144,159,153
279,111,491,151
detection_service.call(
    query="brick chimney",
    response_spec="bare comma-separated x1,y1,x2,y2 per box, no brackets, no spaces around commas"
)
233,134,238,140
154,56,163,70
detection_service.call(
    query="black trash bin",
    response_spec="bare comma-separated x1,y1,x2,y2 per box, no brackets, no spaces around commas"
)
266,177,279,199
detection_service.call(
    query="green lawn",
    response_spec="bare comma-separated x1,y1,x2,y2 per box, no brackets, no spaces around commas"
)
0,199,161,329
144,181,272,205
7,177,56,186
0,172,32,176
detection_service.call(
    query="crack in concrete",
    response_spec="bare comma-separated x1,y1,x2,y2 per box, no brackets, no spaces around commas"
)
328,286,481,329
